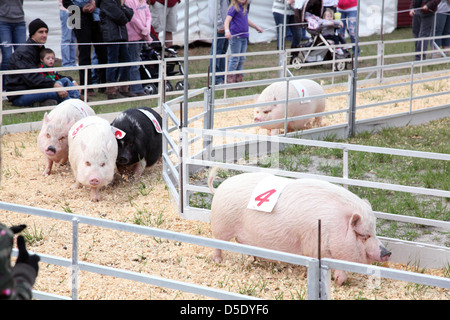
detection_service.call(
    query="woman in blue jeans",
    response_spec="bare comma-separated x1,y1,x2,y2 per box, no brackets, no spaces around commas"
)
224,0,263,83
337,0,359,56
0,0,26,71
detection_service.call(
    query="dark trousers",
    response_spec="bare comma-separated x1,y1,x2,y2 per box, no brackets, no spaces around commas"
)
412,12,435,60
73,13,107,87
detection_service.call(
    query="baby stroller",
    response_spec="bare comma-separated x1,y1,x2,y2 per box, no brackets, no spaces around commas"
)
139,27,188,95
290,0,351,71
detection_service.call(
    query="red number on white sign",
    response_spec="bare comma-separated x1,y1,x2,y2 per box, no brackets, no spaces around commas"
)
254,189,277,207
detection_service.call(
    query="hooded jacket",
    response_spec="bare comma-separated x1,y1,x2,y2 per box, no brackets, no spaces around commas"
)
96,0,134,42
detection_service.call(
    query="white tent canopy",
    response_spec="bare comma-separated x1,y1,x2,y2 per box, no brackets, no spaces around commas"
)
22,0,398,59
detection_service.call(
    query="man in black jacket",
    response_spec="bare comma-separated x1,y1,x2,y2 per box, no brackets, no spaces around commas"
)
409,0,439,60
63,0,108,95
4,19,69,107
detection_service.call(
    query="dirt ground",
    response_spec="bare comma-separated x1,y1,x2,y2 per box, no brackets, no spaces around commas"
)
1,76,449,300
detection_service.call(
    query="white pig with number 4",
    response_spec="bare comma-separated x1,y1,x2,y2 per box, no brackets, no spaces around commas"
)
253,79,325,135
68,116,118,202
208,171,391,285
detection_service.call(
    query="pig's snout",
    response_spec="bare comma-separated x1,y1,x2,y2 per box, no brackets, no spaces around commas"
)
254,117,261,123
46,145,57,155
89,178,100,186
380,246,391,261
117,156,130,165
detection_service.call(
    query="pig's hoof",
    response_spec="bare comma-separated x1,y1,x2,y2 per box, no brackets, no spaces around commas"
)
212,250,223,263
333,270,347,286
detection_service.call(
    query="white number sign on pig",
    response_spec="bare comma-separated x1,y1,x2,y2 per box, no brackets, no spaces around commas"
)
68,116,118,202
37,99,95,176
253,79,325,135
247,175,294,212
208,171,391,285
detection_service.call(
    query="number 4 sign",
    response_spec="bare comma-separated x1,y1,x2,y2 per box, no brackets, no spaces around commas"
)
247,175,294,213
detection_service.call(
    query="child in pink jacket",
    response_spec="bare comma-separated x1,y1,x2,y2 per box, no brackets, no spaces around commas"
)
125,0,152,96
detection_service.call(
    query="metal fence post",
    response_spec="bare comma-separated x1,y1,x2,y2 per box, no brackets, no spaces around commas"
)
72,217,79,300
306,259,320,300
319,264,331,300
343,148,349,189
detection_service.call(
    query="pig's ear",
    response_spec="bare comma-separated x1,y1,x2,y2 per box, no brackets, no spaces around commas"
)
254,94,259,102
350,213,361,229
106,139,117,152
43,112,50,124
66,119,76,129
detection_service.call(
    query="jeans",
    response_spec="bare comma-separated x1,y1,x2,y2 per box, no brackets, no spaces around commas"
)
128,41,144,94
337,9,359,55
434,11,450,48
10,91,66,107
60,10,77,67
273,12,301,50
228,37,248,72
57,77,80,99
106,43,131,84
0,21,26,70
209,31,229,84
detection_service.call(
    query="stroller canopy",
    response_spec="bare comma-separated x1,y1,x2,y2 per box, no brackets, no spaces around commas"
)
293,0,323,24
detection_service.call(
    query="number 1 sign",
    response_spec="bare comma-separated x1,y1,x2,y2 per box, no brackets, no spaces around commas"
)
247,175,294,213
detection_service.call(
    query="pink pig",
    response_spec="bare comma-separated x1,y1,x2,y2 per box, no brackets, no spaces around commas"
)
254,79,325,135
68,116,118,202
37,99,95,176
208,171,391,285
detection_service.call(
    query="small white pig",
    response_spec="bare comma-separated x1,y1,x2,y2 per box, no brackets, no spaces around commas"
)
254,79,325,135
37,99,95,176
208,171,391,285
68,116,118,202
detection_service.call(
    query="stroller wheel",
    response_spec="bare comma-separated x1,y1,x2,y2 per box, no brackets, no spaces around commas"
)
144,84,157,95
165,81,173,92
334,60,346,71
291,56,303,70
175,81,189,91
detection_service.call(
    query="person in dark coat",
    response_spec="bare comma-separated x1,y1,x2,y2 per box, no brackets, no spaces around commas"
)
63,0,108,96
96,0,134,99
4,19,69,107
409,0,440,60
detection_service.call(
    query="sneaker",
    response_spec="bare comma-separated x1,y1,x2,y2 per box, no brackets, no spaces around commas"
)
336,48,344,55
39,99,58,106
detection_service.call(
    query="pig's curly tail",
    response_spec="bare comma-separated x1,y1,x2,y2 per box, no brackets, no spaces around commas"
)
207,166,220,194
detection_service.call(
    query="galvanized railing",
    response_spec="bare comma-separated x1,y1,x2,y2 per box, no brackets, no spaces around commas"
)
2,200,449,300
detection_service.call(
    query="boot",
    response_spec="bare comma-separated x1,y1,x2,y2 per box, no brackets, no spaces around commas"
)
119,85,137,97
227,74,236,83
106,86,124,100
235,74,243,82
